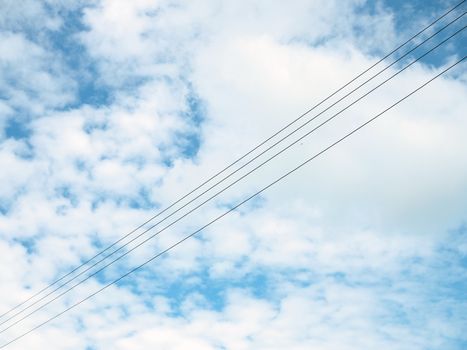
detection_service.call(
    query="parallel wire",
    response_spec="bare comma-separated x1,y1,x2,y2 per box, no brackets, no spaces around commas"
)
1,8,464,329
1,22,464,336
1,53,464,350
1,0,464,322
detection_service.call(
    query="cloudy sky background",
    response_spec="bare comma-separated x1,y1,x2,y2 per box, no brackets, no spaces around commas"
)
0,0,466,349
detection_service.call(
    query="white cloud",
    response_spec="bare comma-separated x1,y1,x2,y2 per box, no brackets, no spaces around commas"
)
0,0,466,349
0,31,76,118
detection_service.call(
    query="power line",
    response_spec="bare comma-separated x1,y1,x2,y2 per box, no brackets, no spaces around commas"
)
0,1,464,324
1,53,464,350
2,10,465,331
1,22,464,336
1,0,463,322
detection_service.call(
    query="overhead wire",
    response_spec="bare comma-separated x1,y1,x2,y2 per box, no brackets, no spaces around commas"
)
0,0,464,322
1,51,464,350
0,5,465,329
0,19,464,336
1,4,465,330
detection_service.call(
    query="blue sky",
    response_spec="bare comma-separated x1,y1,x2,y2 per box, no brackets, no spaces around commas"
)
0,1,466,349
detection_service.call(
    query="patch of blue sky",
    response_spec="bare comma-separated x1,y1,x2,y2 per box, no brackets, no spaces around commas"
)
156,120,200,167
379,0,466,66
163,271,271,316
55,185,80,207
377,297,412,326
158,148,176,168
173,89,206,160
382,0,458,27
12,237,37,255
286,0,465,68
86,232,119,265
82,118,108,135
109,262,274,315
0,203,8,215
43,8,112,108
438,339,467,350
121,156,149,173
0,184,30,215
0,6,103,150
431,228,467,302
2,6,208,176
46,230,467,344
128,188,158,210
4,118,31,140
112,257,462,325
383,232,467,343
88,189,158,213
214,195,267,217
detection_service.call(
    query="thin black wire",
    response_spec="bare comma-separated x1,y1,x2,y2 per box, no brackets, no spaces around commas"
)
1,24,464,336
0,0,464,322
1,9,464,329
1,0,464,322
1,54,464,350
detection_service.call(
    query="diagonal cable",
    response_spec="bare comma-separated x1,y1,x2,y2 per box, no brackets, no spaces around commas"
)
1,0,463,321
0,7,464,329
0,22,464,335
0,52,463,350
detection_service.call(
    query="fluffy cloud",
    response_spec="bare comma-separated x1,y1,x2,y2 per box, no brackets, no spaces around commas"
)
0,0,466,349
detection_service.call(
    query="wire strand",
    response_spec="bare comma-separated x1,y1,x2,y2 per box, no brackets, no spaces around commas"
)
1,53,463,350
1,1,465,326
1,22,464,336
1,0,463,321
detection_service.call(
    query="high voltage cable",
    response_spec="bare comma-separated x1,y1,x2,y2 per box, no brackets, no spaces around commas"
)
1,53,464,350
1,8,465,329
0,0,463,322
0,23,464,337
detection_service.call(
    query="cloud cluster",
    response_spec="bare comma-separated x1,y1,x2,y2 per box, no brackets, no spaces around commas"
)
0,0,466,349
